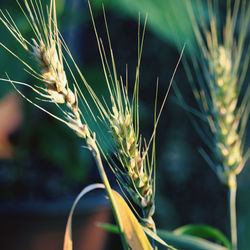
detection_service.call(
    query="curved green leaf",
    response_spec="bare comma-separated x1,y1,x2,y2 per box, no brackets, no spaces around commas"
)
158,229,229,250
173,224,231,249
97,222,120,234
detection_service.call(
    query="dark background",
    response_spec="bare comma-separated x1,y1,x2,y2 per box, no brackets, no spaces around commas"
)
0,0,249,249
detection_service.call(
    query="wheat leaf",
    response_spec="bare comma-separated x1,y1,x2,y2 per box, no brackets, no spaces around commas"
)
112,190,153,250
63,184,153,250
63,183,105,250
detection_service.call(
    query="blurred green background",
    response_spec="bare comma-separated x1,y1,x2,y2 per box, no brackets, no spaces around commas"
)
0,0,249,249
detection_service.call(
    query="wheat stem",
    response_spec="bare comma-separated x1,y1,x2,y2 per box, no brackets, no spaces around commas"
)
91,146,129,249
229,173,237,250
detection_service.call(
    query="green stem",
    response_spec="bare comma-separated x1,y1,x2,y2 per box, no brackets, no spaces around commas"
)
228,174,237,250
92,149,129,249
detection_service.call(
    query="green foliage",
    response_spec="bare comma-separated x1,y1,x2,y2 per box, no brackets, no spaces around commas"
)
173,224,231,249
92,0,199,50
158,229,229,250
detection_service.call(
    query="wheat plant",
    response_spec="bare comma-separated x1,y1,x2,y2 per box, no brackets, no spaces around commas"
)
176,1,250,249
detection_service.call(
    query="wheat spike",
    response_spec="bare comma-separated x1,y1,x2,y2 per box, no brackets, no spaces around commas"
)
185,0,250,185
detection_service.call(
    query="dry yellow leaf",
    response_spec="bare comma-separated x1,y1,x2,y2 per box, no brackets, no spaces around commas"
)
112,190,153,250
